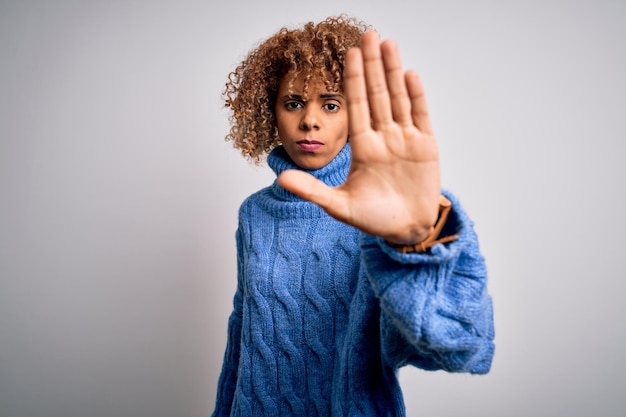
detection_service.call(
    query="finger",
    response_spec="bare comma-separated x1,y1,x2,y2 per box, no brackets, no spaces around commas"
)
380,39,412,127
361,31,394,128
277,169,342,213
405,70,434,134
344,46,371,137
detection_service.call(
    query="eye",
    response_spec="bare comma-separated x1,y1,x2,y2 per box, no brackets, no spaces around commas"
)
324,103,340,112
285,100,303,110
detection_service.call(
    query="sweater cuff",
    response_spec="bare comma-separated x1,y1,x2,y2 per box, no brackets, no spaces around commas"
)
362,190,473,266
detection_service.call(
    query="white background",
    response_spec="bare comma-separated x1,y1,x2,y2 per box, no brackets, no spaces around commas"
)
1,1,625,416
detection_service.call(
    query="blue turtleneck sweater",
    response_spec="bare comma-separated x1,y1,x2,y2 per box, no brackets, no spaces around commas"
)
212,143,494,417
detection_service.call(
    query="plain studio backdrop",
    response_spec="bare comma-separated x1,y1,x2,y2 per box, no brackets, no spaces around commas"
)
1,1,624,416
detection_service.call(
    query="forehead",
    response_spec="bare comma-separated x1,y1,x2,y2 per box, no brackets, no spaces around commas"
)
278,72,340,95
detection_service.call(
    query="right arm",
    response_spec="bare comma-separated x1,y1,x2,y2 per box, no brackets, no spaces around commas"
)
211,229,245,417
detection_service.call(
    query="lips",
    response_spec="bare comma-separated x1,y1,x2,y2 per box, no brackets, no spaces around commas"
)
296,140,324,152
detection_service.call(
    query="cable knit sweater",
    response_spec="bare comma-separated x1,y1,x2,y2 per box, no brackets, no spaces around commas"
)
212,143,494,417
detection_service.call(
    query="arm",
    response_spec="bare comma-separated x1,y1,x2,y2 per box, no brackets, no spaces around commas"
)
362,191,494,374
211,229,245,417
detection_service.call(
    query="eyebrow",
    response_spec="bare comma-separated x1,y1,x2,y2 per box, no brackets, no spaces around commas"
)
284,93,344,100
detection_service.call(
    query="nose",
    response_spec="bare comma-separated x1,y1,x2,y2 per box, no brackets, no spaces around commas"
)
299,107,320,130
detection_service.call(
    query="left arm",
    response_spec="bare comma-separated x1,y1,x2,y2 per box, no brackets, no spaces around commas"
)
362,190,494,374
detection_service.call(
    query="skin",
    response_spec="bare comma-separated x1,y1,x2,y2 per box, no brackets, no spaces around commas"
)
275,76,349,170
277,31,441,246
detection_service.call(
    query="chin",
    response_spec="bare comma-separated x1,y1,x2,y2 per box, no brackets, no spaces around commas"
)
296,157,331,170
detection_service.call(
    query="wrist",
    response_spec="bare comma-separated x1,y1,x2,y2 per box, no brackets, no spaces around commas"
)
386,195,459,253
384,225,434,247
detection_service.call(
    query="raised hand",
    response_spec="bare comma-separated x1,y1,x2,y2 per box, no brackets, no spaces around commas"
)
278,31,441,245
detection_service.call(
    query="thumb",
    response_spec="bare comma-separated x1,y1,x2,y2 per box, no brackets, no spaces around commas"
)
277,169,335,209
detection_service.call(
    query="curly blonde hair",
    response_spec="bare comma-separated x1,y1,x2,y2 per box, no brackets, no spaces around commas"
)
223,15,370,164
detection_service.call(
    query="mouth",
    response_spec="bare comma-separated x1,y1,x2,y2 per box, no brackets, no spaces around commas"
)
296,139,324,152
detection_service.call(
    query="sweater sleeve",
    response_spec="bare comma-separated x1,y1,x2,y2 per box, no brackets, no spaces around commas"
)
361,191,495,374
211,229,245,417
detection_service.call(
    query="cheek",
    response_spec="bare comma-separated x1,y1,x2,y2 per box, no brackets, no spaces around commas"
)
333,116,349,138
275,112,296,133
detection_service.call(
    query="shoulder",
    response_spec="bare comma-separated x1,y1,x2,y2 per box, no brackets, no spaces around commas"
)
238,186,272,219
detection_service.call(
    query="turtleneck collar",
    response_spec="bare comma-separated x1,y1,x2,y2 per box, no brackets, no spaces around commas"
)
248,143,350,219
268,142,351,201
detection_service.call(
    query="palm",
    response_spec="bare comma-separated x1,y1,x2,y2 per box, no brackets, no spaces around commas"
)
278,31,441,245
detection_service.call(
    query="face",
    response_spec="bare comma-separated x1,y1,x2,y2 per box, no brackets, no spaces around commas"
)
275,73,348,170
